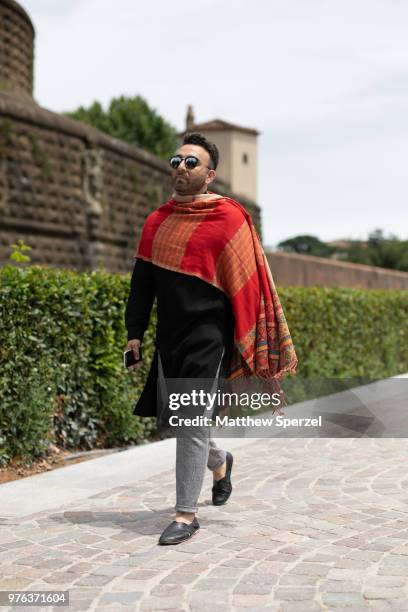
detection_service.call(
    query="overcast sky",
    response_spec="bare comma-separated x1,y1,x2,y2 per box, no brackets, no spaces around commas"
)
22,0,408,248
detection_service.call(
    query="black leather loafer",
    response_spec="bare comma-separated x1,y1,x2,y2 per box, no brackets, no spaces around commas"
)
158,517,200,545
212,451,233,506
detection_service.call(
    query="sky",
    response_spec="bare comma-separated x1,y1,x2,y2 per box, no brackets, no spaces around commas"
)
22,0,408,248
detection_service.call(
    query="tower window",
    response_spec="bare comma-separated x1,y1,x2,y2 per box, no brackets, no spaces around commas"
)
242,153,249,164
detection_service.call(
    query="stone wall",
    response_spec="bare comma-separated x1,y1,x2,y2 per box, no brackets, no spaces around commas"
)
1,86,404,291
266,250,408,290
0,93,261,273
0,0,34,98
0,0,261,275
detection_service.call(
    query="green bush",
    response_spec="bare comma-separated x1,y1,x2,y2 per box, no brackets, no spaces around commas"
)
0,264,156,467
0,263,407,466
277,285,408,404
280,286,408,378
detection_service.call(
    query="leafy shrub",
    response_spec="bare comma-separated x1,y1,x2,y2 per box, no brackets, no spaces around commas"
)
0,262,407,466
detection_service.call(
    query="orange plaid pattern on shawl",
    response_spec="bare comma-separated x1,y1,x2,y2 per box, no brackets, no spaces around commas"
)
134,193,298,389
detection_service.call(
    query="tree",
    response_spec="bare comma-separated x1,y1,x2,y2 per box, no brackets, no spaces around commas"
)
277,235,335,258
65,96,179,160
277,229,408,272
343,228,408,271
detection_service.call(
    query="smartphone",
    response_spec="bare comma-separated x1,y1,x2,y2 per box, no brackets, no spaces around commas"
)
124,347,142,368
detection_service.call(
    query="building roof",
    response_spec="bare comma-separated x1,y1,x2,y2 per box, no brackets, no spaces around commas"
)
179,118,259,137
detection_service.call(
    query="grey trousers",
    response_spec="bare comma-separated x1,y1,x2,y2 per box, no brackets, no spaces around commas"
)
175,427,227,513
158,347,227,514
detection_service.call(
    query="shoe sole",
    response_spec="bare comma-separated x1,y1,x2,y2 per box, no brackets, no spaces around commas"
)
158,526,200,545
213,496,231,506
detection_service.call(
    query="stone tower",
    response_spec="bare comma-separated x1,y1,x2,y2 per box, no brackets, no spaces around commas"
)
180,106,259,202
185,105,195,131
0,0,35,98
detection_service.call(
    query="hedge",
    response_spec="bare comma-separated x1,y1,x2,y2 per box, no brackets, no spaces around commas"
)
0,263,407,467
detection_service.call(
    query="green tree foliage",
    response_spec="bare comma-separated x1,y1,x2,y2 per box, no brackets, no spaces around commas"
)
343,229,408,272
65,95,179,160
278,229,408,272
278,235,335,258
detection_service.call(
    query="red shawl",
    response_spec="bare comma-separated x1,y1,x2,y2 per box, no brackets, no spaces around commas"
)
134,193,298,403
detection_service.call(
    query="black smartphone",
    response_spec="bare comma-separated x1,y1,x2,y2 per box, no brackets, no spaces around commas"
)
124,347,142,368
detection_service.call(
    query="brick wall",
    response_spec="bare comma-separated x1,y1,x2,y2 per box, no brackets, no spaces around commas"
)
0,0,34,98
0,93,261,273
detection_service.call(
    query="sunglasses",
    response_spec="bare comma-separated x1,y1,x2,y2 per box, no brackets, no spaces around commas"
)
169,155,211,170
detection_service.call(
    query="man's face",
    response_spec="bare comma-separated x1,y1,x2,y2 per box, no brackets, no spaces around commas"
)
171,144,216,195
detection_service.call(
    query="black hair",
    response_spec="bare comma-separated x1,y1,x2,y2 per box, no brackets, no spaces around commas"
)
182,132,219,170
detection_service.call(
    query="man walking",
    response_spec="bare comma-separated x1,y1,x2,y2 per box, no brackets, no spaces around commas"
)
125,133,297,545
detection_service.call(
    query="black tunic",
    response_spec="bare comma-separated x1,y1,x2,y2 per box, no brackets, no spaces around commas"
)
125,258,235,418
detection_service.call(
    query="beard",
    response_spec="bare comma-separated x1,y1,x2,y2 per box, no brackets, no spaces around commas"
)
173,173,207,195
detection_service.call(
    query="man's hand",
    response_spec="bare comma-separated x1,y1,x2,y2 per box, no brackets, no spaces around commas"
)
127,339,143,371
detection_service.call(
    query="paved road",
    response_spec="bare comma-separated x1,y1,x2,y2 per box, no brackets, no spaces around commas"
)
1,437,408,611
1,377,408,611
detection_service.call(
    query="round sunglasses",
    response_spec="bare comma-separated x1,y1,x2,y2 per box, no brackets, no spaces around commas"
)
169,155,211,170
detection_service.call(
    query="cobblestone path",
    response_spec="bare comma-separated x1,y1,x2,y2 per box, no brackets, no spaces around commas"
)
1,438,408,611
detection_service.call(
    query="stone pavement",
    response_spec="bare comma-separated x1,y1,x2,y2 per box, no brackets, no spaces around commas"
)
1,437,408,611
